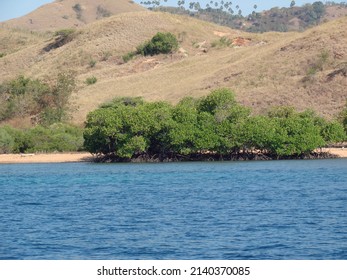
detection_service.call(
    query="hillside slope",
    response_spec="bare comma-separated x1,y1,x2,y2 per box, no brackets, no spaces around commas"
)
0,0,145,31
73,14,347,122
0,11,346,125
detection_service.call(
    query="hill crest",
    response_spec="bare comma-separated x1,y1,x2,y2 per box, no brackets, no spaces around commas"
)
1,0,145,31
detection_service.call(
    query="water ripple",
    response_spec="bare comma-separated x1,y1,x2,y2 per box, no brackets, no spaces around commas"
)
0,159,346,259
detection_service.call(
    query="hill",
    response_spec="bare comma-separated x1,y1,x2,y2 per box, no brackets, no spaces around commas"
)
0,0,145,32
0,10,346,126
155,2,347,33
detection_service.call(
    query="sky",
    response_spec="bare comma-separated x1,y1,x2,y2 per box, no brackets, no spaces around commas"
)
0,0,341,22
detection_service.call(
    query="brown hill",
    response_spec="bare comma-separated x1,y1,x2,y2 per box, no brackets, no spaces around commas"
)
1,0,145,31
0,10,346,126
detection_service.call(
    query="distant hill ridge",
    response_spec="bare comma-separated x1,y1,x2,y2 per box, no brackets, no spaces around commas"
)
155,2,347,33
1,0,145,31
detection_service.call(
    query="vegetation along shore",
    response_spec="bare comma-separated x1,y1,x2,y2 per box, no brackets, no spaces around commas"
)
83,88,347,162
0,87,346,163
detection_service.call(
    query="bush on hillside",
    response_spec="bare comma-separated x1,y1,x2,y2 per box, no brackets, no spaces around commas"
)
54,29,75,38
0,73,75,126
211,37,232,48
122,32,179,63
85,76,97,85
43,29,76,52
137,32,179,56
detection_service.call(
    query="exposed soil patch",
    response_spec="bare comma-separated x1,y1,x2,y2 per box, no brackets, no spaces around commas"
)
232,37,252,47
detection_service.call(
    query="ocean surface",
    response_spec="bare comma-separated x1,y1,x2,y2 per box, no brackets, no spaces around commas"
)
0,159,346,260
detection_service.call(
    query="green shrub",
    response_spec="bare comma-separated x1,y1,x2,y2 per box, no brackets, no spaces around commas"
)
24,123,84,153
89,59,97,68
0,127,15,154
122,52,136,63
85,76,97,85
122,32,179,63
43,29,76,52
0,73,75,126
320,121,346,144
0,52,5,58
73,3,83,20
340,101,347,134
54,29,75,38
97,5,112,18
137,32,179,56
0,76,50,121
72,3,82,12
101,51,112,61
211,36,232,48
305,49,330,77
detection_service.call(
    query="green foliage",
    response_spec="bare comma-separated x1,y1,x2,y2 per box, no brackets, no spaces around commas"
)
24,123,83,153
96,5,112,18
83,88,343,161
122,51,136,63
0,126,27,153
169,98,199,155
267,106,296,119
89,59,97,68
211,37,232,48
38,72,76,126
43,29,76,52
73,3,83,20
0,73,75,126
122,32,179,63
88,102,148,159
234,115,274,152
306,50,330,77
72,3,82,12
338,101,347,135
198,88,237,115
100,96,145,109
0,53,5,58
0,75,49,121
54,29,75,38
154,1,333,33
320,121,346,144
267,114,325,156
0,123,83,154
137,32,179,56
85,76,97,85
0,127,15,154
101,51,112,61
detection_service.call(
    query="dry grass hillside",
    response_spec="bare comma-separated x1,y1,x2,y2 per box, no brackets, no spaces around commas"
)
0,0,145,31
0,9,346,125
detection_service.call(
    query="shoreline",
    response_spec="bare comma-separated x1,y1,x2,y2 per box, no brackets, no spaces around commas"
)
0,148,346,164
0,153,94,164
320,148,347,158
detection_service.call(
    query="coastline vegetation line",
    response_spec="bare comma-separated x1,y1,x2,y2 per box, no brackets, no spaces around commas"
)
83,88,346,162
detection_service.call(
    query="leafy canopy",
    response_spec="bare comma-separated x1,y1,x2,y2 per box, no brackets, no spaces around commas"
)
83,89,346,160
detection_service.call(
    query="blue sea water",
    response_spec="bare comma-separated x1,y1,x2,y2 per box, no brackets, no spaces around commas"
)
0,159,346,260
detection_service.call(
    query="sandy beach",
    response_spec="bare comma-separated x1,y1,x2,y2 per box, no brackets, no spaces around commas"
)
320,148,347,158
0,153,94,164
0,149,346,164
